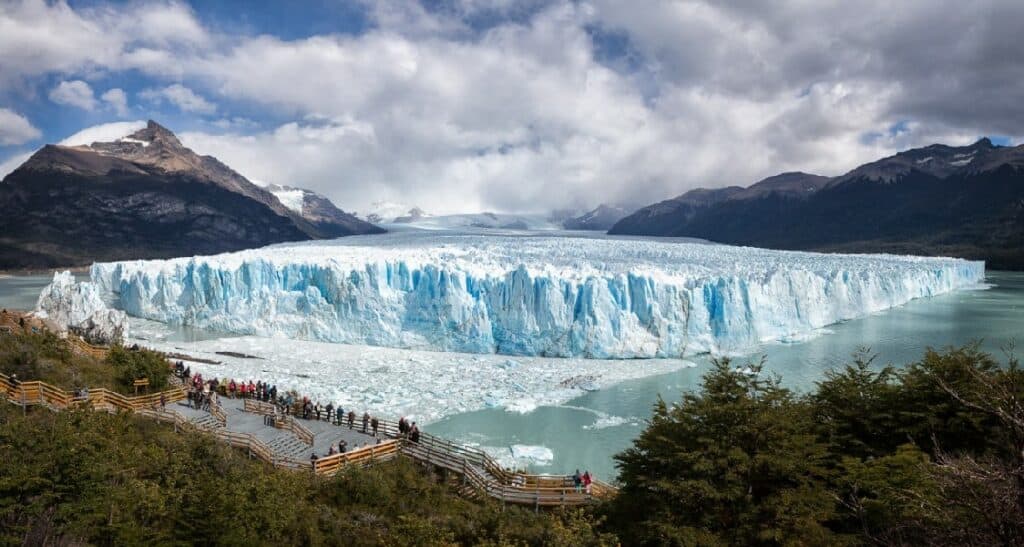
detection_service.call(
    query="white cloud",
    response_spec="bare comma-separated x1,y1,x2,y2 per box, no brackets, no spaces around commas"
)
59,120,147,146
48,80,97,110
139,84,216,114
101,88,129,116
0,0,209,88
0,108,41,146
2,0,1023,213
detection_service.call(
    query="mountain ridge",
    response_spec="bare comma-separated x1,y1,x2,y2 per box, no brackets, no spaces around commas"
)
611,139,1024,269
0,120,382,269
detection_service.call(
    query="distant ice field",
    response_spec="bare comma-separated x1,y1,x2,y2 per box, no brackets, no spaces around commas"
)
92,229,985,359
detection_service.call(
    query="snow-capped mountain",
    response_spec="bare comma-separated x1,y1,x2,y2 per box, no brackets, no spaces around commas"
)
562,204,634,231
357,201,428,224
0,120,382,269
612,139,1024,269
261,183,379,238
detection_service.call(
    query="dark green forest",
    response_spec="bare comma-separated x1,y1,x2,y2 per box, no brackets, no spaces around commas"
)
2,332,1023,545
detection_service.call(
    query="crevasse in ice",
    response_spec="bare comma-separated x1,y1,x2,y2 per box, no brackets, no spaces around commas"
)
87,232,985,358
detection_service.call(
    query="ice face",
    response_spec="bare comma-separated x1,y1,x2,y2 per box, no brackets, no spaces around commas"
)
89,231,985,359
34,271,129,344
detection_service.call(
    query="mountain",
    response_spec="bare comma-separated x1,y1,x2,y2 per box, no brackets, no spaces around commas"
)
562,204,634,231
357,201,430,224
0,121,382,269
610,140,1024,269
262,183,379,238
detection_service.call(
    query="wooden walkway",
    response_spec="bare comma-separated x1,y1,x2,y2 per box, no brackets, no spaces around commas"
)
0,371,616,507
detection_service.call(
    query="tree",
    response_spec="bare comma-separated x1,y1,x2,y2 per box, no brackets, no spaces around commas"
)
811,350,903,459
608,358,839,546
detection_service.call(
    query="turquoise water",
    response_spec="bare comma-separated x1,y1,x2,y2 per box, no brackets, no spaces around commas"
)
3,271,1022,482
428,271,1024,482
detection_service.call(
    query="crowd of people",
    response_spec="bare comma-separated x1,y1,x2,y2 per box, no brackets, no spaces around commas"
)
173,362,423,449
173,365,597,494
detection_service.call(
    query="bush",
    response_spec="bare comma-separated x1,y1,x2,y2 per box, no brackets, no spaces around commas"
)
105,345,170,392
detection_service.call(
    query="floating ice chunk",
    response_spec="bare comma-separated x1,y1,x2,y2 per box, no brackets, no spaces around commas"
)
583,415,637,430
511,445,554,466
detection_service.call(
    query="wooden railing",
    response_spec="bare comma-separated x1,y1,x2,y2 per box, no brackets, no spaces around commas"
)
293,412,617,505
0,372,185,413
136,407,284,468
1,371,616,506
67,336,110,359
242,398,277,415
312,440,401,476
241,398,314,445
208,397,227,426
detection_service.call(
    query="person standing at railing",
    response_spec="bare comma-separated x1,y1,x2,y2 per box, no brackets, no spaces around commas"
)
325,402,333,423
583,471,592,495
409,423,420,444
338,439,347,453
572,470,582,493
398,417,408,437
371,416,379,437
361,411,370,433
347,410,355,429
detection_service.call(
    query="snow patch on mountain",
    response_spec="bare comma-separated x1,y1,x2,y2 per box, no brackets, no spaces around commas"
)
59,121,147,147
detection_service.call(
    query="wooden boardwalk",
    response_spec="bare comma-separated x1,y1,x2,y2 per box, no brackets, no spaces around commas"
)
0,371,616,508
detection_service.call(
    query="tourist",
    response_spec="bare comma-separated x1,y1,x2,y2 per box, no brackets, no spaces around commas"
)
398,417,407,436
573,470,582,493
325,402,334,422
409,423,420,444
371,416,379,437
228,379,236,399
309,452,318,466
328,445,336,456
159,393,166,409
583,470,592,494
314,403,322,421
361,411,370,433
347,410,355,429
335,405,344,425
339,440,347,453
269,385,277,403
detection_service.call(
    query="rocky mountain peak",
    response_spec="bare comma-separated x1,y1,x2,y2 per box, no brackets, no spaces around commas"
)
127,120,184,148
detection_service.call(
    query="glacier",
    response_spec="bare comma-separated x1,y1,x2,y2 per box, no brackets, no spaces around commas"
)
88,231,985,359
34,271,129,344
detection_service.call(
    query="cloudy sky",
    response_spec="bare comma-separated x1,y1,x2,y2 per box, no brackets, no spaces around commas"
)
1,0,1022,215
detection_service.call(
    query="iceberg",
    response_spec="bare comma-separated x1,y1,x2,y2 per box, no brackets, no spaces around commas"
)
88,231,984,359
35,271,129,344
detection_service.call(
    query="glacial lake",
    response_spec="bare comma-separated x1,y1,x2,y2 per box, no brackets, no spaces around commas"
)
3,269,1022,482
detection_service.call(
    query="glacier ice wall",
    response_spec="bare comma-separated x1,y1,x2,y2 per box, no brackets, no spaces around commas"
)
88,233,985,358
35,271,129,344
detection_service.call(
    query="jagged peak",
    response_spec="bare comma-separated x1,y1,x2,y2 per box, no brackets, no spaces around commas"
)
123,119,182,148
